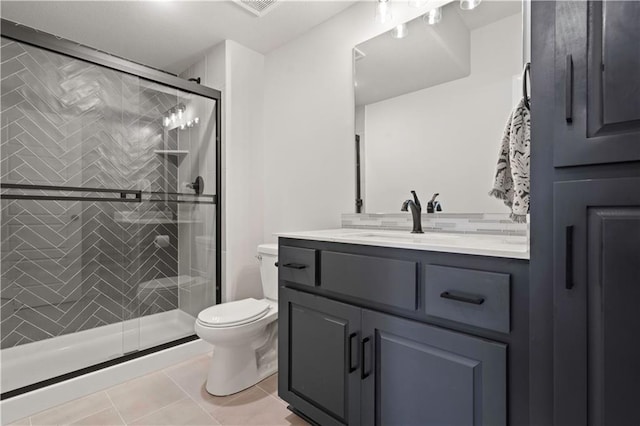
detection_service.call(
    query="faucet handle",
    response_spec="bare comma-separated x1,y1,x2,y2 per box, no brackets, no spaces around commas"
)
410,190,421,208
430,192,440,203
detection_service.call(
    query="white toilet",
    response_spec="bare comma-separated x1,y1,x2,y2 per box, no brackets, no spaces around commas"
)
195,243,279,396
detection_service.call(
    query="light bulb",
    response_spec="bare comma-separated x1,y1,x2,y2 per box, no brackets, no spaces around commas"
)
163,116,170,127
177,107,184,120
193,117,199,124
179,123,185,130
423,7,442,25
187,120,193,128
375,0,392,24
460,0,481,10
391,23,409,39
170,112,176,122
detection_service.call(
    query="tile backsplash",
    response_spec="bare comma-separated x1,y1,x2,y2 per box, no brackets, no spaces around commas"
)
341,213,528,237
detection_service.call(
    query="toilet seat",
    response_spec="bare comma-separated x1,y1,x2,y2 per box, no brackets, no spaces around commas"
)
197,298,271,328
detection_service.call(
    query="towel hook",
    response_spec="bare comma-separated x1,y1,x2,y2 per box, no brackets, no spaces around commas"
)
522,62,531,110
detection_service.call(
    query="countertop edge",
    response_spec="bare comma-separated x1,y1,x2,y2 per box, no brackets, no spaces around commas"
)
275,230,530,261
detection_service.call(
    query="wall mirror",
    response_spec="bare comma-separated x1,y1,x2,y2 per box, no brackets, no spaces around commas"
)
354,0,525,214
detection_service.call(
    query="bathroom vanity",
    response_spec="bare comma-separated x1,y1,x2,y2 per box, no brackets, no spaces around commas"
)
277,230,529,426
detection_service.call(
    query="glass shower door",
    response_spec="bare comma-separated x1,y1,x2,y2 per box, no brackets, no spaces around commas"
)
0,35,218,396
128,79,218,352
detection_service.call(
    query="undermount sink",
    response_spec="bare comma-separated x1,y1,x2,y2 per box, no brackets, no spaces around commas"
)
336,231,460,243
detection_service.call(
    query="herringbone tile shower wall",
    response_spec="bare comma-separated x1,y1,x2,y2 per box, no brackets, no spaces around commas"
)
0,38,181,349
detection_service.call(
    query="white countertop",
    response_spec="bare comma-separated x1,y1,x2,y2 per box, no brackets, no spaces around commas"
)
275,228,529,260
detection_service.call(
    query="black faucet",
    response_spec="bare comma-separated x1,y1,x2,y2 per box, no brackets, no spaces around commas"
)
427,193,442,213
401,190,424,234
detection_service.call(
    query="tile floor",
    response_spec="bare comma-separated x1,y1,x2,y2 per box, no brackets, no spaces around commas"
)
9,354,308,426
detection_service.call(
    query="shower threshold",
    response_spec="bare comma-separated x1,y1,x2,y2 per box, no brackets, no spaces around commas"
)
0,309,196,396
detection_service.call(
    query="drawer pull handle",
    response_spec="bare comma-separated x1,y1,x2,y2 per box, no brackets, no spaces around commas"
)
440,291,485,305
565,225,574,290
282,263,307,270
361,336,372,380
565,54,573,123
348,332,359,373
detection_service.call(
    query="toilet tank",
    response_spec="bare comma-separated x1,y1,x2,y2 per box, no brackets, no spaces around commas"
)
258,244,278,301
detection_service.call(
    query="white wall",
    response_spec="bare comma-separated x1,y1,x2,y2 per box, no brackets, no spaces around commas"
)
364,14,521,213
182,40,265,302
262,1,449,243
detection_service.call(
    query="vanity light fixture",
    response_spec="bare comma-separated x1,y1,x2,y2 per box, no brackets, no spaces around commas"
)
460,0,481,10
161,104,198,131
375,0,392,24
423,7,442,25
391,23,409,39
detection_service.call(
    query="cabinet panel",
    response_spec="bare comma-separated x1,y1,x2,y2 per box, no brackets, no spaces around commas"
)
424,265,510,333
553,177,640,425
278,288,361,426
321,251,418,311
361,310,506,426
553,1,640,167
279,246,317,287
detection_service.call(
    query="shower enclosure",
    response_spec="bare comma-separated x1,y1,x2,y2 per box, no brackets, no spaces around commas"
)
0,20,221,398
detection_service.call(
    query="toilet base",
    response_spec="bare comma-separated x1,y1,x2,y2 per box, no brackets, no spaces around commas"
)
205,346,277,396
204,321,278,396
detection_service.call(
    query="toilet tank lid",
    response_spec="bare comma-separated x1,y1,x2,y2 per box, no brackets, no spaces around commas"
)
257,243,278,256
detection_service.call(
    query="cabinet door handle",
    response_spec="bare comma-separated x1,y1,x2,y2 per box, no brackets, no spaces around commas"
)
565,225,574,290
348,332,359,373
361,336,372,380
282,263,307,270
565,54,573,123
440,291,485,305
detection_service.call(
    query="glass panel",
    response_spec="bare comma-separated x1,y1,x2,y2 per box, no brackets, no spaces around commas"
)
131,81,218,351
0,36,218,393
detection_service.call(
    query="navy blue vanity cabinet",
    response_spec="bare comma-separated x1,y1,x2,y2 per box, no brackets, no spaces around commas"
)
278,288,361,426
531,1,640,424
553,1,640,167
360,309,506,426
553,178,640,426
278,238,529,425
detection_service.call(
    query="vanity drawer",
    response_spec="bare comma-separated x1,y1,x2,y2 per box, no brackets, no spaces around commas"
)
424,265,510,333
321,251,419,311
279,246,317,287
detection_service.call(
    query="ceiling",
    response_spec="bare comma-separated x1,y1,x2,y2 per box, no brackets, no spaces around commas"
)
0,0,357,74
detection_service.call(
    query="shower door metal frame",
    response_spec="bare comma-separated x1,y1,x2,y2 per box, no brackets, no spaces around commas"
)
0,19,223,399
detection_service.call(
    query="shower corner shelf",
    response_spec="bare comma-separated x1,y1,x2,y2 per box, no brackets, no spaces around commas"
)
154,150,189,157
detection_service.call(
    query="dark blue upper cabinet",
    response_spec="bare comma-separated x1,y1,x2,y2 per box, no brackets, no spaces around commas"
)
554,1,640,167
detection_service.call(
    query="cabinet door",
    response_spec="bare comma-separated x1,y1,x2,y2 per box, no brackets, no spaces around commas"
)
554,1,640,167
361,309,506,426
278,288,361,426
554,177,640,425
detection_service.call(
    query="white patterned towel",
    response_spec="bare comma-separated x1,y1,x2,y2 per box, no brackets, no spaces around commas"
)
489,98,530,223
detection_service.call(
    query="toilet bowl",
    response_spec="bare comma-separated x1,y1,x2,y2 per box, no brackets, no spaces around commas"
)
195,243,279,396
